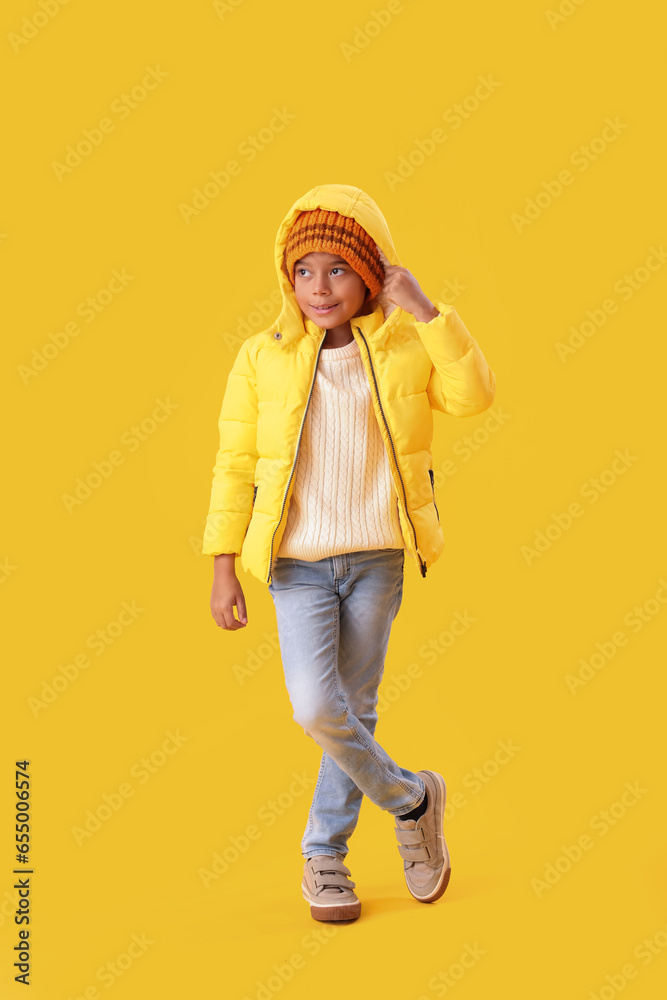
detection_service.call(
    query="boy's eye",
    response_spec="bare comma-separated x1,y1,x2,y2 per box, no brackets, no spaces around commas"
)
296,266,345,276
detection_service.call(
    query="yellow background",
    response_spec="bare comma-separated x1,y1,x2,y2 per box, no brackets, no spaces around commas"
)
3,0,666,996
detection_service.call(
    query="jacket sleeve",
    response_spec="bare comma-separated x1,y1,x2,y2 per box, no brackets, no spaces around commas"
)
413,301,496,417
202,337,259,556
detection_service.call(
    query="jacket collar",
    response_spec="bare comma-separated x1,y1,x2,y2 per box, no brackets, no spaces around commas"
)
268,299,404,350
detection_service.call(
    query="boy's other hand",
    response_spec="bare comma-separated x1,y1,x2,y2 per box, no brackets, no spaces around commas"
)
376,247,439,323
210,568,248,630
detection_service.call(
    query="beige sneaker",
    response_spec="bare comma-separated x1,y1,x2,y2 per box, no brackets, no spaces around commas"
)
394,770,451,902
302,855,361,921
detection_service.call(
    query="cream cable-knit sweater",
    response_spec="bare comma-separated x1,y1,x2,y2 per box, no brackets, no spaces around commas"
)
277,338,405,561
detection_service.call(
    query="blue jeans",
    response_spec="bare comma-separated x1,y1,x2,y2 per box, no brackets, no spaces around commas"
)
268,548,426,859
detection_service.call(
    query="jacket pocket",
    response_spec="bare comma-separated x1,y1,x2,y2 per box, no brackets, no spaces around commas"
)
428,469,440,522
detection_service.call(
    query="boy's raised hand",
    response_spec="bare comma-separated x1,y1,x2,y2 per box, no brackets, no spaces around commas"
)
376,247,440,323
210,569,248,630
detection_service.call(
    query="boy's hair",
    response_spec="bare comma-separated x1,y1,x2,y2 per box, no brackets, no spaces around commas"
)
283,208,385,299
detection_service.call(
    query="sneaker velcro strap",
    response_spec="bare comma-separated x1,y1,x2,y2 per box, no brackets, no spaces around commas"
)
314,873,356,891
311,858,352,877
397,842,431,862
395,826,432,862
395,826,427,847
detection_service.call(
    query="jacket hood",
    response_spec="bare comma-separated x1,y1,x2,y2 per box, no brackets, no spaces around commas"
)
272,183,403,345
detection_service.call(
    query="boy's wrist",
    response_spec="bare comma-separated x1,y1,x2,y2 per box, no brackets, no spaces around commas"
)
413,301,440,323
214,553,237,573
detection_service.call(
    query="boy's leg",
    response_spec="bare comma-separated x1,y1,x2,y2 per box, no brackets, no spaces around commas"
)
302,751,361,859
268,548,425,860
301,547,407,857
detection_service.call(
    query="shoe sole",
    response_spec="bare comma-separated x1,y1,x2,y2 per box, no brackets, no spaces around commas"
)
301,885,361,921
405,770,452,904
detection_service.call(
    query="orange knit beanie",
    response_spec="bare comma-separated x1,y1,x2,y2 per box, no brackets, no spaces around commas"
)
283,208,385,299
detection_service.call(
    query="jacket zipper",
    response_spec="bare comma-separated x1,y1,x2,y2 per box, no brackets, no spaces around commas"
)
428,468,440,521
354,326,427,577
266,331,327,583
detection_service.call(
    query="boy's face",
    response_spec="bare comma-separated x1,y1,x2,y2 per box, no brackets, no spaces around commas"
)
293,251,370,329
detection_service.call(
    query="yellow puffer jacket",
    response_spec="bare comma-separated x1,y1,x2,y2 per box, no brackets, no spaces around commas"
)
202,183,496,584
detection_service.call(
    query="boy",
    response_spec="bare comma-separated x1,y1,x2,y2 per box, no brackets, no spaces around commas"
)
204,184,496,920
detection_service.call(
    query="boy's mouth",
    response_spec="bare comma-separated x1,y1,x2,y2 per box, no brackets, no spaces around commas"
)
311,303,339,313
